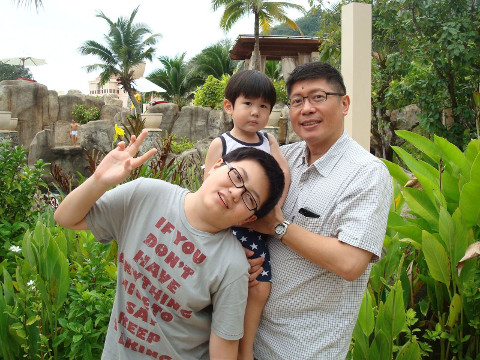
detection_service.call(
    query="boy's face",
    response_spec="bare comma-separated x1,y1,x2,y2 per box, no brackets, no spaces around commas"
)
224,95,271,134
202,158,270,227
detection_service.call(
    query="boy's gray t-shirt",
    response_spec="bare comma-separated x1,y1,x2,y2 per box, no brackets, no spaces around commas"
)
85,178,249,360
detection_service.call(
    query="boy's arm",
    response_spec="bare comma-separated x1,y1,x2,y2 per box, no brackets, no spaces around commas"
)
209,331,239,360
204,137,223,179
54,131,157,230
267,134,290,205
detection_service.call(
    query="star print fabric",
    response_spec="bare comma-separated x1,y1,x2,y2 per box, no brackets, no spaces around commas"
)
231,226,271,281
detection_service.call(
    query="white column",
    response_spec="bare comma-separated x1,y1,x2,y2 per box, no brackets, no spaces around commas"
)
341,3,372,151
281,56,297,83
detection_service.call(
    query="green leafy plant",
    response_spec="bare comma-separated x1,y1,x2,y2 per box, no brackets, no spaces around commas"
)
71,104,100,124
193,74,230,109
273,79,288,104
170,134,195,154
0,142,48,225
0,214,118,360
349,130,480,359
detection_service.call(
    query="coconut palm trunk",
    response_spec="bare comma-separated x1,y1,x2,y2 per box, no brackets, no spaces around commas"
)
213,0,305,73
252,9,261,71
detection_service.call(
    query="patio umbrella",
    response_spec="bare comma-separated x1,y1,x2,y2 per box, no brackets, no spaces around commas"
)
133,77,165,93
0,56,46,68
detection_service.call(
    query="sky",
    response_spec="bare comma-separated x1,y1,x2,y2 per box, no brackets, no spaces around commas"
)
1,0,311,94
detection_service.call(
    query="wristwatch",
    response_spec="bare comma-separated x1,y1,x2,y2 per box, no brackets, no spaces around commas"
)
274,220,290,241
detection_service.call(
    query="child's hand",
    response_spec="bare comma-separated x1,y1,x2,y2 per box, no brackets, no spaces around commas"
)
93,130,157,189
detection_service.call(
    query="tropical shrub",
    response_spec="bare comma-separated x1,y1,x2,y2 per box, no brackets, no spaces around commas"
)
193,74,229,110
0,142,48,273
71,104,100,124
170,134,195,154
273,79,288,104
349,131,480,359
0,215,117,360
0,142,48,225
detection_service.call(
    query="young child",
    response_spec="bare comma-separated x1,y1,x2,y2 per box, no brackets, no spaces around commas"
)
204,70,291,360
54,131,285,360
69,119,79,146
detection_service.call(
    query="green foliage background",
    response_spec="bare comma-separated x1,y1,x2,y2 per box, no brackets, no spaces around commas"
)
71,104,100,124
0,63,33,81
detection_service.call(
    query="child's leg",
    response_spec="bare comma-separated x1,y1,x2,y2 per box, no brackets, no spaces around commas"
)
238,281,271,360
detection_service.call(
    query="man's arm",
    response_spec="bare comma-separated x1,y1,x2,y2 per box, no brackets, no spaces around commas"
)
209,332,239,360
54,131,157,230
249,205,372,281
267,134,290,205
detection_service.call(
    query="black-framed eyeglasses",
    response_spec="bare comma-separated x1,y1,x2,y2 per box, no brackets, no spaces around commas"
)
287,90,345,108
224,161,258,213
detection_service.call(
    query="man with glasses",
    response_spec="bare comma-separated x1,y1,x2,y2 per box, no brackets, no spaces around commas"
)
249,62,392,359
54,132,285,360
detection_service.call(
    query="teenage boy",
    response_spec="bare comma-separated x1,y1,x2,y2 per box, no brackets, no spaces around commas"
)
248,62,392,359
204,70,290,360
54,130,285,360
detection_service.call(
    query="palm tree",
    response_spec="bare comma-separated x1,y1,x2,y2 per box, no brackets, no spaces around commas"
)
148,53,203,108
212,0,306,71
190,39,239,80
264,60,282,81
78,6,161,115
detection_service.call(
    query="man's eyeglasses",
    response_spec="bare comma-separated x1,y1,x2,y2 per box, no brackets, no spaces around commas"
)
287,90,345,108
224,161,258,213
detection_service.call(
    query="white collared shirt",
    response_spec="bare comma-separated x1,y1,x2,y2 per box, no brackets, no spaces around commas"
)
254,131,392,360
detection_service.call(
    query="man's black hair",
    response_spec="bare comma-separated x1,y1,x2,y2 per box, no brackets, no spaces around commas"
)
222,147,284,219
286,62,347,97
225,70,276,112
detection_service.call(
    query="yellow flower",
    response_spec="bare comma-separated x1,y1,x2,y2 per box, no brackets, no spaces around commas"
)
113,124,125,142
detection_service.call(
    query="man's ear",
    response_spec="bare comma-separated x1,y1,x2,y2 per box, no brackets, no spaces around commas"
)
236,214,258,226
223,99,234,115
341,94,350,116
207,158,224,176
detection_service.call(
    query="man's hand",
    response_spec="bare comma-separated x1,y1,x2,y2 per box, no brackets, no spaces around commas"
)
245,204,284,235
243,247,264,288
94,130,157,189
54,130,157,231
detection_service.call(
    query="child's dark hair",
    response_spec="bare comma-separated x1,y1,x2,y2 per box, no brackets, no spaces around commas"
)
225,70,276,112
286,62,346,97
222,147,284,219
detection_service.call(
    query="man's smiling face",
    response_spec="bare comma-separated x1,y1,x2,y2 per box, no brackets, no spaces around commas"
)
289,78,349,155
202,159,270,227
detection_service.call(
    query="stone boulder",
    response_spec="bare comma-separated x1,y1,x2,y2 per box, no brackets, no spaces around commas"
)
79,119,115,154
57,94,105,121
171,106,212,142
54,120,75,146
207,109,233,139
28,129,91,188
389,104,420,130
146,103,179,134
102,94,123,107
113,110,130,125
100,104,123,121
47,90,59,126
0,80,50,147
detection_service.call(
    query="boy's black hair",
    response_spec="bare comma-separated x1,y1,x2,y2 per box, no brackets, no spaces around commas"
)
286,62,347,97
222,147,284,219
225,70,276,112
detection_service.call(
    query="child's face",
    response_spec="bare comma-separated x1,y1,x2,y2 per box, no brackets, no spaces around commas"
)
224,95,271,134
202,159,270,226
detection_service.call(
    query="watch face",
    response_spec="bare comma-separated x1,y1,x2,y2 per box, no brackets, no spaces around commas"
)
275,224,285,235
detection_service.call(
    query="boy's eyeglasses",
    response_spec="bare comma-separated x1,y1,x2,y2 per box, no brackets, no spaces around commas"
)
224,161,258,213
287,90,345,108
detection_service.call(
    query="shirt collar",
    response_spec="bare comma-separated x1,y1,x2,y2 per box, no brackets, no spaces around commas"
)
300,131,350,177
